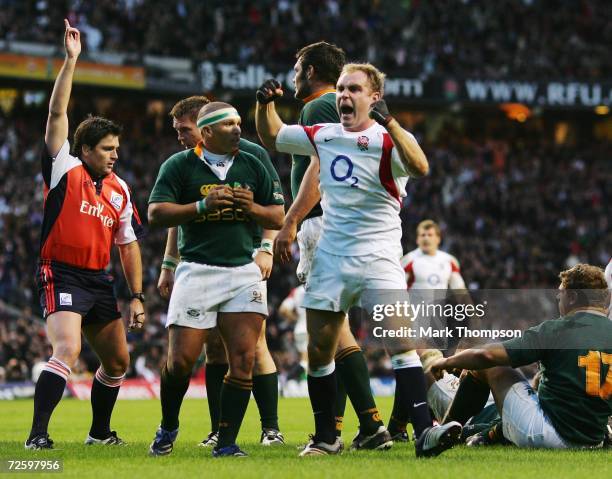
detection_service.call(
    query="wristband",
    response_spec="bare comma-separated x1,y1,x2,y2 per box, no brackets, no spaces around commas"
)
161,255,179,272
131,292,146,303
258,239,273,255
196,198,208,215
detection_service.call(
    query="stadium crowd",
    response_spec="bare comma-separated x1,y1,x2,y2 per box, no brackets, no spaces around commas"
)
1,0,611,80
0,96,609,383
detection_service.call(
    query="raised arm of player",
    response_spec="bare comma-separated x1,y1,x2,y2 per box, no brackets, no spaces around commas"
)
45,19,81,156
255,79,285,151
369,100,429,178
274,155,320,263
385,119,429,178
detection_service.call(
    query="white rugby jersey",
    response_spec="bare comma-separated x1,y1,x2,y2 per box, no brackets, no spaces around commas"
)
276,122,412,256
400,248,465,290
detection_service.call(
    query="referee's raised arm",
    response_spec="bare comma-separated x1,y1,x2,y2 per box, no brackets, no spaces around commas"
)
45,19,81,156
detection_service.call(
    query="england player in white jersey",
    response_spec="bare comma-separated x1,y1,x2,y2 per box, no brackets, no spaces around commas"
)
401,220,466,291
399,220,490,426
256,63,459,456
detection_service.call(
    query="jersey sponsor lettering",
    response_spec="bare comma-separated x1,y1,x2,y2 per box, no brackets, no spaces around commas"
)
79,200,115,228
195,183,248,223
198,207,248,223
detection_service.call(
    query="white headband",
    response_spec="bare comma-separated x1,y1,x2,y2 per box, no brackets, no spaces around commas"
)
197,107,241,128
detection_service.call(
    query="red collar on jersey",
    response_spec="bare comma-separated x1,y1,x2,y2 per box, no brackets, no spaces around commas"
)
302,88,336,104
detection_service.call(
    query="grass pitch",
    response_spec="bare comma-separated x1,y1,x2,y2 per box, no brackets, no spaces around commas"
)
1,397,609,479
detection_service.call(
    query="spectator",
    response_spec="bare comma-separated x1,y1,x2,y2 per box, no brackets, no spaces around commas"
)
1,1,611,79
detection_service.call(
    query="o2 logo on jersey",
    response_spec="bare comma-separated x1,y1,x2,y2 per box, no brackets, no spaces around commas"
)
427,274,441,286
330,155,359,188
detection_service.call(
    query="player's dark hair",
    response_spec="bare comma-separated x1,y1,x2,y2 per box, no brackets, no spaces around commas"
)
170,96,210,122
296,41,346,85
72,116,122,157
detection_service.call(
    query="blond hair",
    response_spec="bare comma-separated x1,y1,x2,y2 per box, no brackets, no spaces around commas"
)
340,63,386,96
417,219,441,237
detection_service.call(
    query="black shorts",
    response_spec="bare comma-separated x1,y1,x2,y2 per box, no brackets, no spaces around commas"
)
36,260,121,324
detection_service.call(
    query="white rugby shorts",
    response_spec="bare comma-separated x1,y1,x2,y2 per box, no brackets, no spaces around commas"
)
302,246,405,313
502,382,568,448
166,261,267,329
296,216,323,283
427,372,461,422
427,373,496,423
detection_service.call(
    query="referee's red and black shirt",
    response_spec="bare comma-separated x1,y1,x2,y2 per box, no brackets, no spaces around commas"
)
40,140,145,270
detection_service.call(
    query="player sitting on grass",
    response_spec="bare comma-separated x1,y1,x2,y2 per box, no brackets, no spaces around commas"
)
418,264,612,456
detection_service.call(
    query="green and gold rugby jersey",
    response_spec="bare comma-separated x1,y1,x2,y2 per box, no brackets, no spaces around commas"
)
239,138,283,248
149,145,284,267
503,311,612,445
294,89,338,220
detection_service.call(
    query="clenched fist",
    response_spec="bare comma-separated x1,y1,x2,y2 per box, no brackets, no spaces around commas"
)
256,79,283,104
369,99,393,126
